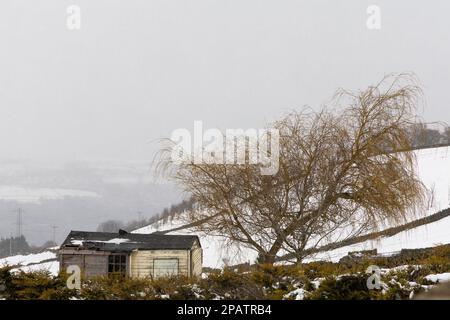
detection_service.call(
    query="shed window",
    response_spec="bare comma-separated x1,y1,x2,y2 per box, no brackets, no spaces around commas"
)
153,259,179,277
108,254,127,275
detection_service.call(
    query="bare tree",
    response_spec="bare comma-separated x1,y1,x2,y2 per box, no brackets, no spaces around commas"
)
157,74,427,264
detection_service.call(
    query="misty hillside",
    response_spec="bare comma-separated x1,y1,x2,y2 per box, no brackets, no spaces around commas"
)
0,159,182,246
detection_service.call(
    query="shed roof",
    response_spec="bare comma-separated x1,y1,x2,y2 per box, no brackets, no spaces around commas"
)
61,230,200,252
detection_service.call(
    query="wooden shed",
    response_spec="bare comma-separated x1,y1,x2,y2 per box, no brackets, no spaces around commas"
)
58,230,202,278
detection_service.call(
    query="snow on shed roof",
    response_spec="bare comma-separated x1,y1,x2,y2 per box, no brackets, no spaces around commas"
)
61,230,200,251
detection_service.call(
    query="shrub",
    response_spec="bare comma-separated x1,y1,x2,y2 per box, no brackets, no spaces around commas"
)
202,268,265,299
80,276,152,300
6,270,76,300
2,244,450,300
0,266,13,299
306,275,380,300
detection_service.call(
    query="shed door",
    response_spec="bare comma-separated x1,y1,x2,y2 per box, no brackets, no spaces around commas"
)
85,255,108,277
153,259,179,278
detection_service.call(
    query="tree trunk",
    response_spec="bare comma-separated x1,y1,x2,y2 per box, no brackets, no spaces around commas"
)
257,253,277,265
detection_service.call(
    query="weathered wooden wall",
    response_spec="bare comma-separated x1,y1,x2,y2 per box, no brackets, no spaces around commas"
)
59,246,203,278
59,250,111,277
130,249,190,278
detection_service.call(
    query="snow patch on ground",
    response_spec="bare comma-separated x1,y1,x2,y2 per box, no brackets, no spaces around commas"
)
424,273,450,283
0,251,59,276
12,261,59,276
380,265,421,274
283,288,306,300
0,251,56,267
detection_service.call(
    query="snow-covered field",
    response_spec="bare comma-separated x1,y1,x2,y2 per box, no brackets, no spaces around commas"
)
310,146,450,262
12,261,60,276
0,251,56,266
415,146,450,212
0,251,59,276
134,146,450,268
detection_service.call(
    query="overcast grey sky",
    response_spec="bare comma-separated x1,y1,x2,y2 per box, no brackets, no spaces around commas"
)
1,0,449,164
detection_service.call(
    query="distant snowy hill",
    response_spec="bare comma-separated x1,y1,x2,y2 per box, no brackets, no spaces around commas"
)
134,146,450,268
